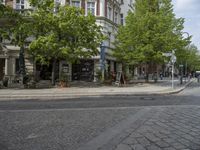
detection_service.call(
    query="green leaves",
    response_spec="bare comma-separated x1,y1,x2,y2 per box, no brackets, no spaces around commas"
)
29,3,104,64
114,0,191,66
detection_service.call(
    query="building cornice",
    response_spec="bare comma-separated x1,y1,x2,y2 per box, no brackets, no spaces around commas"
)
96,16,119,28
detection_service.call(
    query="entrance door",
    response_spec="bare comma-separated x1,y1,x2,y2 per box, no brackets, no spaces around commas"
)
0,59,5,80
72,60,94,81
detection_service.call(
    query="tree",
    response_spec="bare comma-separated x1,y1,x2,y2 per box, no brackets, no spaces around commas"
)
0,3,33,85
114,0,191,79
29,1,104,85
176,44,200,73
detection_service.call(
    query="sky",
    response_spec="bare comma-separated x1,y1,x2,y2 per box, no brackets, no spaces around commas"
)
172,0,200,50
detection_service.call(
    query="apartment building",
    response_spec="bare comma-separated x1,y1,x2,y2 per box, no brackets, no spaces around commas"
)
0,0,122,84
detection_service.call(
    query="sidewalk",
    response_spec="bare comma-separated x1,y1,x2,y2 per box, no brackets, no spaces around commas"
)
0,78,193,100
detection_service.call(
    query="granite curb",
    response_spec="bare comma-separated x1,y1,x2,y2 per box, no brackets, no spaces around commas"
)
0,80,193,100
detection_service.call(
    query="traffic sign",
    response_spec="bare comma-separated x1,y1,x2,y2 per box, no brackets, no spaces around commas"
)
171,55,176,63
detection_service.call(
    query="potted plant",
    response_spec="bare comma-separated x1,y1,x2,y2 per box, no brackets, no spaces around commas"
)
59,73,69,87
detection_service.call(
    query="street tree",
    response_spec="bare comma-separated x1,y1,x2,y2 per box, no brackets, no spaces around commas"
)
0,3,32,84
114,0,191,80
29,0,104,85
176,44,200,73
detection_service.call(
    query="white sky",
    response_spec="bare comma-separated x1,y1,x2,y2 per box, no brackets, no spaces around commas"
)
172,0,200,50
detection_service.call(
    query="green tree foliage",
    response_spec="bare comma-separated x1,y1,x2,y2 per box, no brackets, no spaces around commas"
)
28,0,104,84
176,44,200,72
29,1,103,63
114,0,191,66
0,4,19,40
0,3,32,77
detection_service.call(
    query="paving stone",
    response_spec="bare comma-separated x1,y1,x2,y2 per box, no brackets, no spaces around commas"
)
163,138,176,144
144,133,160,142
176,138,191,146
115,144,132,150
131,144,146,150
136,137,151,146
146,144,162,150
105,106,200,150
171,142,187,149
155,140,170,148
163,148,176,150
122,137,138,145
189,144,200,150
130,133,143,138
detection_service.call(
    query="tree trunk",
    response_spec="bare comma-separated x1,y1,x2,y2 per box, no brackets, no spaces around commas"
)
52,59,56,86
33,58,37,81
145,63,149,82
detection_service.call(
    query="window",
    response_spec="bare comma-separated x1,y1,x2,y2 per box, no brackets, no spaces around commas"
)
72,1,80,8
107,6,112,20
114,12,118,24
120,14,123,25
16,0,25,10
87,2,95,15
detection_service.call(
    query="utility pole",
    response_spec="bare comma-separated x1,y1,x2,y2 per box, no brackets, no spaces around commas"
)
163,50,176,89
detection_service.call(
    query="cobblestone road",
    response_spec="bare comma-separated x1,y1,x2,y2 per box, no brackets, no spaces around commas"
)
111,106,200,150
1,81,200,150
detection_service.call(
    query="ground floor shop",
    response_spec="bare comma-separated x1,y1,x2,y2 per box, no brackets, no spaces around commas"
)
0,47,122,87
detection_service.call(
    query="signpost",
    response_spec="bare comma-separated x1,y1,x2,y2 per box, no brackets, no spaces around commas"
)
163,50,176,89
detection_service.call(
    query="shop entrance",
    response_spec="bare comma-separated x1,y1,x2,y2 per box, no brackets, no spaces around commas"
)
36,61,59,80
0,58,5,80
72,60,94,81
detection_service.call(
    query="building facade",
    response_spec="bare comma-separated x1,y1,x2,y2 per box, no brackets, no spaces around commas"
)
0,0,122,85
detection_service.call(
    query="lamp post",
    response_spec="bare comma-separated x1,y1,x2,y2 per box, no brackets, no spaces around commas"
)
179,64,183,84
182,32,190,79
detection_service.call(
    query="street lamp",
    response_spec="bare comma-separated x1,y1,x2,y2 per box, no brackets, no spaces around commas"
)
181,32,190,83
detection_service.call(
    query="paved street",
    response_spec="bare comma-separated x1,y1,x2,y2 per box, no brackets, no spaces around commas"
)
0,81,200,150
